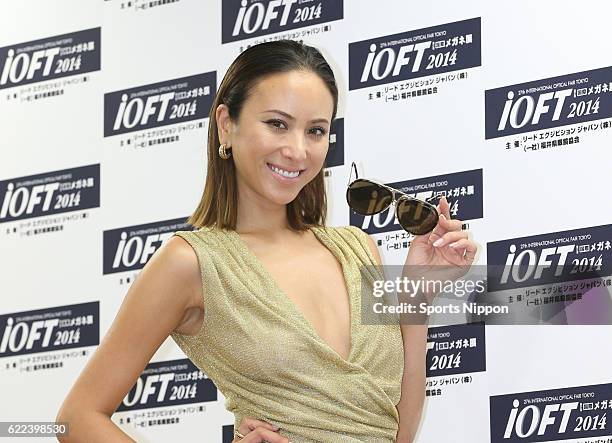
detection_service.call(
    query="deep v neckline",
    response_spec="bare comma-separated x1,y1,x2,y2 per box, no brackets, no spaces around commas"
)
227,225,356,364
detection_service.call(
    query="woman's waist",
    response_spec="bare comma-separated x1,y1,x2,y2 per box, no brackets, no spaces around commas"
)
229,395,399,442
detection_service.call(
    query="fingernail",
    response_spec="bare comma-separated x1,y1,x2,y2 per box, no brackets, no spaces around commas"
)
433,238,444,247
449,241,458,248
440,214,446,220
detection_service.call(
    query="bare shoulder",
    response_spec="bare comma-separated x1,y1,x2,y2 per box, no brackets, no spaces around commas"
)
155,234,204,310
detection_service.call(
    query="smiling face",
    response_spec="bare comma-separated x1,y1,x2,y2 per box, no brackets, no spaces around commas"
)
216,69,334,208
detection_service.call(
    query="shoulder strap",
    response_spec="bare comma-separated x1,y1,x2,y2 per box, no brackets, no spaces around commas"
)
332,225,388,284
336,225,381,267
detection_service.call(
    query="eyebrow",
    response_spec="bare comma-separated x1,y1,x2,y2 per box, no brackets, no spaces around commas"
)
262,109,329,125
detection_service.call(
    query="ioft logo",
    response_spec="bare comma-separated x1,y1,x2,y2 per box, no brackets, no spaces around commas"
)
503,398,578,438
425,323,486,378
500,244,575,284
485,66,612,139
0,182,60,218
497,89,574,132
487,225,611,292
232,0,297,36
0,317,59,354
122,373,184,407
491,384,612,442
348,17,481,90
0,302,99,357
115,359,215,411
0,164,99,223
103,219,190,274
0,28,100,89
112,92,176,131
112,231,174,269
360,41,431,83
0,48,61,85
103,72,215,137
222,0,343,44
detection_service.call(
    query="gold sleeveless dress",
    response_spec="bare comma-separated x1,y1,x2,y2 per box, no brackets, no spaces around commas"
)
170,225,404,442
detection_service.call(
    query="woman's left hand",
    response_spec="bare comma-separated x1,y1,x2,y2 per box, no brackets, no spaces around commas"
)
404,195,478,281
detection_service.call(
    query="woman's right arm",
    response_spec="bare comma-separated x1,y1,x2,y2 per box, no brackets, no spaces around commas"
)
55,235,204,442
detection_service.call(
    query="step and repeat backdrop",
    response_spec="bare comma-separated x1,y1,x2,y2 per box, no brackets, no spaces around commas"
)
1,1,611,442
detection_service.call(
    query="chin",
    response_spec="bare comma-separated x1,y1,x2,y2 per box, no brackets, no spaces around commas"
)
264,188,302,206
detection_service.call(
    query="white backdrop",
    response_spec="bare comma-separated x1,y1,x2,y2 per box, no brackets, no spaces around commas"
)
1,1,611,442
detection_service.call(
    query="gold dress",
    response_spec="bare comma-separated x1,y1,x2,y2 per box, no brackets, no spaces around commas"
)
170,225,404,442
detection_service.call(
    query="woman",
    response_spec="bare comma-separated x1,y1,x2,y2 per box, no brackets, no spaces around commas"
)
56,40,477,442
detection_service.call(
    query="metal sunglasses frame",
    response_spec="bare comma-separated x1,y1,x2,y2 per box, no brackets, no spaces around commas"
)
346,161,442,233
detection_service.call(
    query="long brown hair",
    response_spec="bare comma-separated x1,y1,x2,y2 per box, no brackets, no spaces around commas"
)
186,40,339,231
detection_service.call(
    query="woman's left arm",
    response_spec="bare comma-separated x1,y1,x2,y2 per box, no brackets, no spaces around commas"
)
394,323,427,443
363,234,427,443
363,195,479,443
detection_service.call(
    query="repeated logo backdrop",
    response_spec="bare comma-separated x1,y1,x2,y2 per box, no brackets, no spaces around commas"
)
1,1,611,442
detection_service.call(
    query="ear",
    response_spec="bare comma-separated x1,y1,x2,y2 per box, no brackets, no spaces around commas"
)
216,104,232,145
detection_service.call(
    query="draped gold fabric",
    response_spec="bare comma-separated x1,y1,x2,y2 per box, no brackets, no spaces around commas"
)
170,225,404,442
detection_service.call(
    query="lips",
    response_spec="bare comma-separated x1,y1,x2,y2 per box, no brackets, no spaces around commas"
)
266,162,303,174
266,162,304,180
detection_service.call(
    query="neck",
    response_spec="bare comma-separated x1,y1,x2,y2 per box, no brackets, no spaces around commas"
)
235,184,292,236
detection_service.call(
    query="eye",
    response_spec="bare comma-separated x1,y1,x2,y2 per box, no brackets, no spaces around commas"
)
309,127,327,138
266,119,287,131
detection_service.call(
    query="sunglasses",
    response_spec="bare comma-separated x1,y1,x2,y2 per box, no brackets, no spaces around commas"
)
346,162,442,235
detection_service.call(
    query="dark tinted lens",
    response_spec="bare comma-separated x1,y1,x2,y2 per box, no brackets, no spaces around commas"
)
396,198,439,235
346,180,393,215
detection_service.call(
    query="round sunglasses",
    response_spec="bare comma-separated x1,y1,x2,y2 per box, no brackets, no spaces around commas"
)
346,163,441,235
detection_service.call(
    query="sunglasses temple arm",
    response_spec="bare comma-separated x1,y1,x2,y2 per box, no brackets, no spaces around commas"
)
347,162,359,186
426,194,443,206
389,184,442,209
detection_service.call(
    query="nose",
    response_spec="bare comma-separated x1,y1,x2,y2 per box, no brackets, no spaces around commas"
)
281,132,308,163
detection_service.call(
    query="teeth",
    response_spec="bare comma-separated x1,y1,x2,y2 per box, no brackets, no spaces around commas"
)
268,163,300,178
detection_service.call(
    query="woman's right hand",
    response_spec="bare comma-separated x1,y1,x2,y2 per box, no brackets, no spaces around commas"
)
232,416,292,443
